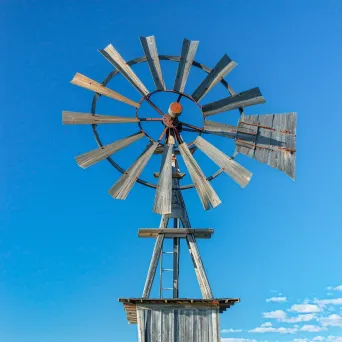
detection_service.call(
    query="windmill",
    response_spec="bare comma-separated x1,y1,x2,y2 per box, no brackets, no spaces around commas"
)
63,36,296,342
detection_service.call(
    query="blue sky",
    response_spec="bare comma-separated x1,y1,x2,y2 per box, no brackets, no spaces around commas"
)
1,0,342,341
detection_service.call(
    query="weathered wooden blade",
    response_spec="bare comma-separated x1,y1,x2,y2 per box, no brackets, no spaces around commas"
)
62,111,139,125
192,55,237,102
76,132,144,168
174,39,199,93
153,144,173,214
178,142,221,210
71,73,140,108
140,36,166,91
235,113,297,179
109,142,159,199
99,44,149,96
203,120,238,139
194,136,252,188
202,87,265,116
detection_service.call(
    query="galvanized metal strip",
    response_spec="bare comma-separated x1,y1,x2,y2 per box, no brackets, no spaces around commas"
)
108,142,159,199
192,54,237,102
254,114,274,164
136,307,145,342
62,111,139,125
140,36,166,90
268,112,296,179
202,87,265,116
99,44,149,96
179,143,221,210
71,73,140,108
194,136,252,188
174,39,199,93
153,144,173,214
75,132,144,169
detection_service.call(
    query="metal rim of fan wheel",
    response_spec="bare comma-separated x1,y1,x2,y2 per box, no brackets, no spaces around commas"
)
91,54,238,190
63,36,296,213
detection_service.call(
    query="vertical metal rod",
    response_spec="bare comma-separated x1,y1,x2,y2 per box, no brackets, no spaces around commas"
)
159,247,163,299
173,218,180,298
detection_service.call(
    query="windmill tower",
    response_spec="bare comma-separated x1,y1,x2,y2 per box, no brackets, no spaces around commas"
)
63,36,297,341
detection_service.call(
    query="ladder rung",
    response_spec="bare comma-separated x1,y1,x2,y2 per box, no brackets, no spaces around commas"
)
162,268,173,272
163,288,173,291
163,252,174,254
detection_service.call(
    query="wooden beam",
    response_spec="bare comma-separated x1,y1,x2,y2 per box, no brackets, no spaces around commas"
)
186,234,213,299
174,39,199,93
71,73,140,108
138,228,214,239
153,144,173,214
75,132,144,169
99,44,149,96
194,136,252,188
140,36,166,90
62,111,139,125
179,142,221,210
192,54,237,102
202,87,265,116
109,142,159,199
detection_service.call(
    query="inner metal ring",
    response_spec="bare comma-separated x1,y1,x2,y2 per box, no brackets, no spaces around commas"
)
91,55,240,190
135,89,204,148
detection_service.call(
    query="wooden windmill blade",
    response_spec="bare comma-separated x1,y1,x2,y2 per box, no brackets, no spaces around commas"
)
153,144,173,214
109,142,159,200
62,111,139,125
174,39,199,93
99,44,149,96
178,142,221,210
71,73,140,108
202,87,265,116
194,136,252,188
203,120,239,139
192,54,237,102
236,113,297,179
140,36,166,91
75,132,145,169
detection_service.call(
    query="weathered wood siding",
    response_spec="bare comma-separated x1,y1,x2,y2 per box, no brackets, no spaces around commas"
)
136,307,220,342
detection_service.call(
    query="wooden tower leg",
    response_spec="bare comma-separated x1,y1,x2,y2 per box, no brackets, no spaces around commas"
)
173,218,180,298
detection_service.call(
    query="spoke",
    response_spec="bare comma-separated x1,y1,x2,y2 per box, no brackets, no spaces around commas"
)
145,97,165,117
158,127,168,142
139,117,163,122
181,127,199,133
176,94,183,103
178,121,203,132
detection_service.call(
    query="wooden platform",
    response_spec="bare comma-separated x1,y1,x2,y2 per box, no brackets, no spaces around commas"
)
138,228,214,239
119,298,240,324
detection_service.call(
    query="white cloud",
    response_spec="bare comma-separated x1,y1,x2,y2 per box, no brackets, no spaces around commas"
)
312,337,324,341
299,325,326,332
221,329,243,333
327,337,342,342
266,297,287,303
320,314,342,327
316,298,342,306
289,304,321,313
327,285,342,291
263,310,287,320
221,339,257,342
248,322,297,334
283,314,316,323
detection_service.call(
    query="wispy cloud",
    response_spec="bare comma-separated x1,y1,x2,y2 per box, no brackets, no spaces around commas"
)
262,310,316,323
266,296,287,303
327,285,342,291
221,329,243,333
289,303,321,313
316,298,342,306
320,314,342,327
299,325,326,332
221,339,257,342
248,322,297,334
